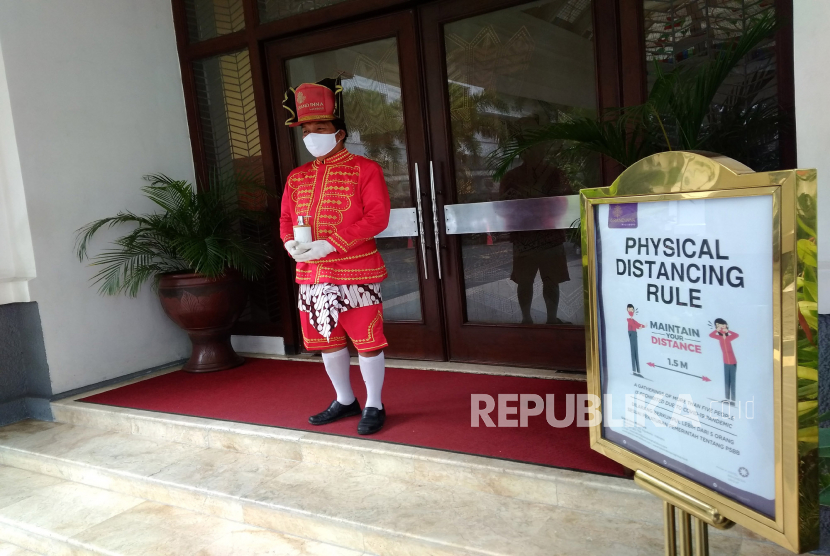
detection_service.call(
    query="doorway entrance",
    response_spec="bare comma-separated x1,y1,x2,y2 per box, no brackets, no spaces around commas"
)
266,0,599,369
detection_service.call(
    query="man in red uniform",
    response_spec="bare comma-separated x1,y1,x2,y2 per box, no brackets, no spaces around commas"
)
280,78,391,434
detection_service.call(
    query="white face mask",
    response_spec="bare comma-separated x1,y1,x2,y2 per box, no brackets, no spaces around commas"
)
303,132,340,157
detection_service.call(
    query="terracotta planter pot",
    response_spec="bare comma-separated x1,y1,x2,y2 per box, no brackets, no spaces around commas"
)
157,270,248,372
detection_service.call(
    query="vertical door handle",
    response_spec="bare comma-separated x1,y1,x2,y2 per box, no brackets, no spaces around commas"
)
414,163,428,279
429,161,442,280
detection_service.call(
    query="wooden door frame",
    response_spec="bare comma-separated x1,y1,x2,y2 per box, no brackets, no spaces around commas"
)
170,0,795,358
264,10,448,360
417,0,635,370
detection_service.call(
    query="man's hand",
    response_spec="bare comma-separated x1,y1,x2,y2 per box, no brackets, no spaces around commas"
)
284,240,310,260
293,240,336,262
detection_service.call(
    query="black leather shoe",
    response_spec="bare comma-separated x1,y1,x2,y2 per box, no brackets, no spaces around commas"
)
357,405,386,435
308,399,361,425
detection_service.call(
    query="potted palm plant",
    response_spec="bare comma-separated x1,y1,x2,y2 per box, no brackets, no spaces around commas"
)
75,173,271,372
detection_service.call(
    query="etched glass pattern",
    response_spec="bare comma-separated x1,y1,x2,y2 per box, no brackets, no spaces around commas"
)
185,0,245,43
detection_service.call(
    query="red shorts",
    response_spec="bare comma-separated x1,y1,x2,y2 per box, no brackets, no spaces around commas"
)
300,304,388,353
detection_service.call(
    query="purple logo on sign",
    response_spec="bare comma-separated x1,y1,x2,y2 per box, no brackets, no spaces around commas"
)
608,203,637,228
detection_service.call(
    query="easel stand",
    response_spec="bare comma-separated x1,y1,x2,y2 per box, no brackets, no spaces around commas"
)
635,471,734,556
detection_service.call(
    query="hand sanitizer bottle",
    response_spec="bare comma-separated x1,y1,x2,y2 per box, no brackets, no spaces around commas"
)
293,215,313,244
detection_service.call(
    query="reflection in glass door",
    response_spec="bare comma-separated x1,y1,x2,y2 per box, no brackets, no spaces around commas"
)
422,0,599,369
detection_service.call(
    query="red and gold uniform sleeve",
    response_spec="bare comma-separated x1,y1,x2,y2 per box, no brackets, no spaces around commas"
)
326,161,391,254
279,175,296,244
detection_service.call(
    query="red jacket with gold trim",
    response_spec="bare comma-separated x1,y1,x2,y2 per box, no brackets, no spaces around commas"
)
279,149,390,284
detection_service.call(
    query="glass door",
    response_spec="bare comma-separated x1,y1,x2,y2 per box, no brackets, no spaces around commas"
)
266,11,446,360
421,0,600,369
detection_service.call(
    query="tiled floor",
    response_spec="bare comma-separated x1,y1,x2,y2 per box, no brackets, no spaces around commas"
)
0,408,799,555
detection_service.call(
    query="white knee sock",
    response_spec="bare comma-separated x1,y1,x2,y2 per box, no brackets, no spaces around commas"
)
358,351,385,409
321,348,355,405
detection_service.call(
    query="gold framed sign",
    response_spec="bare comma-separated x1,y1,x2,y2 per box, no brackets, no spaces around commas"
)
580,152,818,553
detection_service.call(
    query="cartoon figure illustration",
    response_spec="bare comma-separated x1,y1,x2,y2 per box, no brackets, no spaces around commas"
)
626,304,646,376
709,318,739,404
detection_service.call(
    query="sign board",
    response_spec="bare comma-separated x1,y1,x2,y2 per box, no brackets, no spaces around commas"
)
580,152,818,553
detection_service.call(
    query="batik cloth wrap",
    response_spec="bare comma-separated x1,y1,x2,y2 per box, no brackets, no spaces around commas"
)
298,283,382,340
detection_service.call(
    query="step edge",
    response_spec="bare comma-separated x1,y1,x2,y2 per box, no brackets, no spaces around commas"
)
0,476,379,556
0,512,100,556
0,447,503,556
51,401,633,492
0,443,766,550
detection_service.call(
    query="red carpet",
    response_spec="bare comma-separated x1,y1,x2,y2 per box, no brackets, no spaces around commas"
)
78,358,624,476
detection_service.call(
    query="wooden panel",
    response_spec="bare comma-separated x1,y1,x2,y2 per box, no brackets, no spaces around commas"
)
775,0,796,170
618,0,646,106
172,0,209,189
592,0,624,185
254,0,409,41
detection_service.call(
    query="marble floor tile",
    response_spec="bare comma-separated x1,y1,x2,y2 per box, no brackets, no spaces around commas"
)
253,461,410,523
242,505,365,551
195,527,365,556
50,404,134,436
380,489,557,554
361,532,469,556
472,467,558,505
0,466,65,510
107,500,252,537
525,508,669,556
54,429,208,477
68,500,256,555
0,422,110,458
254,461,559,554
0,481,143,538
737,539,800,555
111,472,247,522
148,448,300,500
554,477,662,524
1,414,795,556
0,541,42,556
208,429,304,461
0,520,71,556
129,416,211,448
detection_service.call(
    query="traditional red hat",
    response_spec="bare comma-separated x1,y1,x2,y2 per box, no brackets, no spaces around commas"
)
282,77,344,127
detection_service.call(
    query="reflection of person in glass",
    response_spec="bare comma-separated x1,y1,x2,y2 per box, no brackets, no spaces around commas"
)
709,318,739,405
498,118,572,324
280,78,391,435
626,304,645,376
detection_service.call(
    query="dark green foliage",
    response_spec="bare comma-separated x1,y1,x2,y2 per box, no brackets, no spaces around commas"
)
75,173,271,297
488,12,781,180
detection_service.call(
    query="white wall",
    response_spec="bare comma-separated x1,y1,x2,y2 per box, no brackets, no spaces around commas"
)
0,40,36,305
794,0,830,314
0,0,194,394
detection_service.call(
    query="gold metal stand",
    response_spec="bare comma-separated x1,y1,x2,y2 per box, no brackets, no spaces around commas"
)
635,471,734,556
663,502,676,556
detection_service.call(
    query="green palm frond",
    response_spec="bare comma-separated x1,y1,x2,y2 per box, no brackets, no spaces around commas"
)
657,12,779,150
488,108,658,181
76,171,273,297
487,12,780,179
